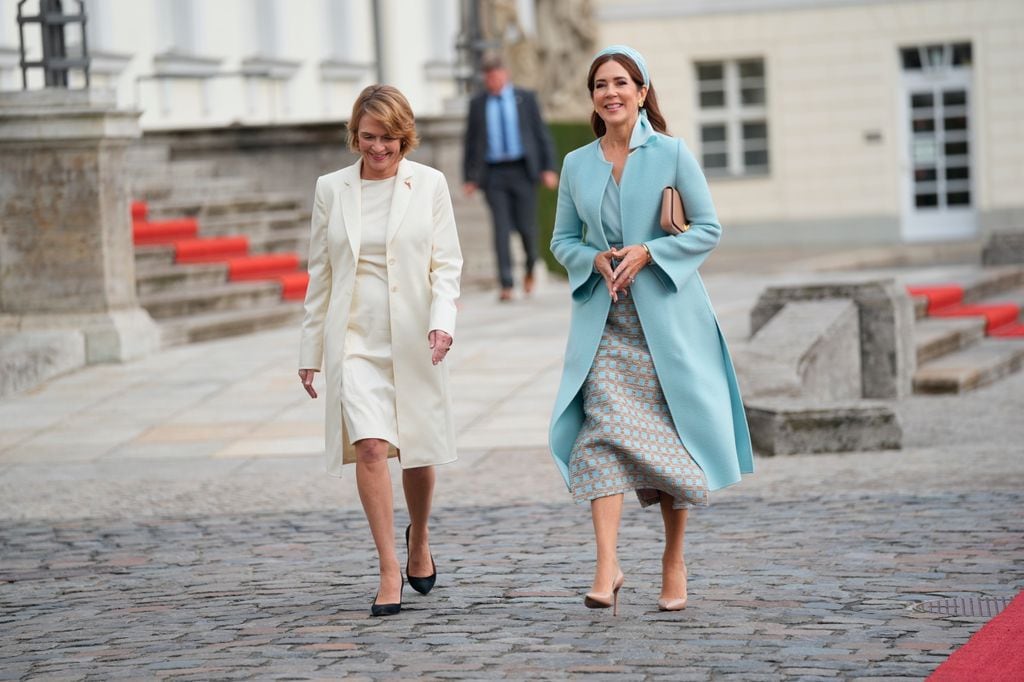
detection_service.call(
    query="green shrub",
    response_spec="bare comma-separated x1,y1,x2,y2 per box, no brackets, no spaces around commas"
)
538,121,595,277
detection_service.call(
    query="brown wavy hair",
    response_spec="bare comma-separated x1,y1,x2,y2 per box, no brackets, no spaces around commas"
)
347,85,420,154
587,53,668,138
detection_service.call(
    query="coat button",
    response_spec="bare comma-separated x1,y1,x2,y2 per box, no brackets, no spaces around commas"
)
391,285,398,292
388,258,396,265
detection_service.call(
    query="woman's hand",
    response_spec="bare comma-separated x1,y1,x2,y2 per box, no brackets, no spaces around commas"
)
594,250,621,302
429,330,453,365
610,244,650,296
298,369,319,399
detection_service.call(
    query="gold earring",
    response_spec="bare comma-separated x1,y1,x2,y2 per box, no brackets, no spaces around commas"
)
639,100,645,108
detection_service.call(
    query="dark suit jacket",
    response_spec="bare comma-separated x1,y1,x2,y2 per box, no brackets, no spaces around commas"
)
463,86,557,186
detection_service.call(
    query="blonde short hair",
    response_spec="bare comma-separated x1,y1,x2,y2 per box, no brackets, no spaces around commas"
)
347,85,419,155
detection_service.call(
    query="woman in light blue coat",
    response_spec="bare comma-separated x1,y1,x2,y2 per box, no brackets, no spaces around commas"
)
549,46,754,614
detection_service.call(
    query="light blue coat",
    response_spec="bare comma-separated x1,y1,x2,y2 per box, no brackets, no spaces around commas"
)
548,124,754,492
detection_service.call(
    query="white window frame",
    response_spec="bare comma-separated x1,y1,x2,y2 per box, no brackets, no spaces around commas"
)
695,57,769,177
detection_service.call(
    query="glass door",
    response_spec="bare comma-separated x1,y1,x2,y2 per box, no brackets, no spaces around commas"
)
900,43,976,242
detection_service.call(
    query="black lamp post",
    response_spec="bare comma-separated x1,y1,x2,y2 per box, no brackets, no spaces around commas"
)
17,0,90,89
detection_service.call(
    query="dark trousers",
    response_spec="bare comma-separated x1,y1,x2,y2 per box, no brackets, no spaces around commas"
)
483,160,537,289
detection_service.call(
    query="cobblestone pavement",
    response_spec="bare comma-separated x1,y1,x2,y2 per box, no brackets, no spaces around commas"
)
2,252,1023,680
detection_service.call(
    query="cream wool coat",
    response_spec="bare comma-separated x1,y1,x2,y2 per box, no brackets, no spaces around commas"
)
298,158,463,475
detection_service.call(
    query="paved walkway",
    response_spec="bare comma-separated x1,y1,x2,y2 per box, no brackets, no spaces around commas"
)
1,251,1022,680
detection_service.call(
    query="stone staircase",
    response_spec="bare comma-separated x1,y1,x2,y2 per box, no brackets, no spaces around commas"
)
126,144,309,347
906,266,1024,393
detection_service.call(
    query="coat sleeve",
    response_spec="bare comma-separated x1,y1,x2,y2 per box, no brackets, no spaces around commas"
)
428,175,463,337
299,177,331,370
642,138,722,293
462,96,483,184
550,155,602,302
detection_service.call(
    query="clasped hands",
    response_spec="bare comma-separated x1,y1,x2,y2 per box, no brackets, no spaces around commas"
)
298,329,454,399
595,244,650,303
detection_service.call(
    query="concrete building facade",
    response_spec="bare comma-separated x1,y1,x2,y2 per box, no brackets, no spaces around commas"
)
596,0,1024,246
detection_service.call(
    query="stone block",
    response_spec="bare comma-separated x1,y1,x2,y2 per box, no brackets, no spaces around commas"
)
0,331,85,397
735,299,860,400
744,399,902,456
750,276,915,399
981,231,1024,265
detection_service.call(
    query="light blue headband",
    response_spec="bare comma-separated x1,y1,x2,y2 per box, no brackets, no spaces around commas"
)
594,44,650,87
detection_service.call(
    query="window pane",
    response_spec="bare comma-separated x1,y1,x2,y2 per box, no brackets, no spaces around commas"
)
901,47,922,70
738,59,764,78
913,118,935,132
696,63,723,82
703,152,728,170
945,141,969,156
915,168,937,182
911,93,934,109
944,116,967,131
915,193,939,208
946,166,969,181
701,124,726,143
952,42,972,67
947,191,971,205
943,90,967,107
744,149,769,168
742,121,767,141
700,90,725,108
741,87,765,105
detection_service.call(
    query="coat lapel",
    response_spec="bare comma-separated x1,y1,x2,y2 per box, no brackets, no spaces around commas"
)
339,162,362,258
385,159,415,245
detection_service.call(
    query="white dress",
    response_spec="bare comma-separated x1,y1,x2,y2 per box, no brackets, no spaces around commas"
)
341,176,399,446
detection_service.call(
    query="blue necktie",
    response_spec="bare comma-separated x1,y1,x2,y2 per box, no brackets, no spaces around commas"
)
494,96,508,158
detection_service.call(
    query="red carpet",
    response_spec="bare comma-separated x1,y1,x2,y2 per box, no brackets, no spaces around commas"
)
228,254,301,281
133,218,199,245
131,201,149,222
907,284,1024,337
175,236,250,264
278,271,309,300
928,591,1024,681
908,285,964,314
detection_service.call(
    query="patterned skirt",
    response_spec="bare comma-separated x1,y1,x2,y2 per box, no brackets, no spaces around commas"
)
569,294,710,510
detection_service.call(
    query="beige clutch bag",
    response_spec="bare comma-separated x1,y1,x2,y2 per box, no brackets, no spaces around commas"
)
660,186,689,235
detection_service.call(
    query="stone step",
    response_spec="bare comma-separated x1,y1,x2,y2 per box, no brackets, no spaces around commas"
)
913,338,1024,394
249,227,309,257
159,303,304,347
135,262,228,296
124,144,171,166
147,192,303,221
195,208,308,238
913,317,987,365
908,265,1024,320
140,281,283,319
134,244,176,268
744,398,902,455
134,176,257,203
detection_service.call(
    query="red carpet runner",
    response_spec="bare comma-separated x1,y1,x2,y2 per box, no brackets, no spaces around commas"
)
927,591,1024,681
907,285,1024,337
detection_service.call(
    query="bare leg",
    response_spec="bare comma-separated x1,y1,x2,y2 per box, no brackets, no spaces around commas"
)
659,494,688,601
590,494,624,592
402,465,435,576
355,438,401,604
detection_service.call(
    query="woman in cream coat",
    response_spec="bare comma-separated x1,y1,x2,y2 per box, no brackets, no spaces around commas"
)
298,85,462,617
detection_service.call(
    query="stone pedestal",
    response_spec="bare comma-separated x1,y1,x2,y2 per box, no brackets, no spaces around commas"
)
750,276,915,399
0,89,160,363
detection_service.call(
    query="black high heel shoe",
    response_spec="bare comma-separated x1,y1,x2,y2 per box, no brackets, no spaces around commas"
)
370,581,403,617
405,524,437,595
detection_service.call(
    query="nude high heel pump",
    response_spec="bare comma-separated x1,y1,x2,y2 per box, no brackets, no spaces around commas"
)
657,563,687,612
584,571,625,616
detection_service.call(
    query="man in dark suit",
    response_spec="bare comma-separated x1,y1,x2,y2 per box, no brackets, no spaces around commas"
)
463,55,559,301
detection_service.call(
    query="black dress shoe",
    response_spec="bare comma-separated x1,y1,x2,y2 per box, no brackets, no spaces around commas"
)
370,582,403,617
405,524,437,595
